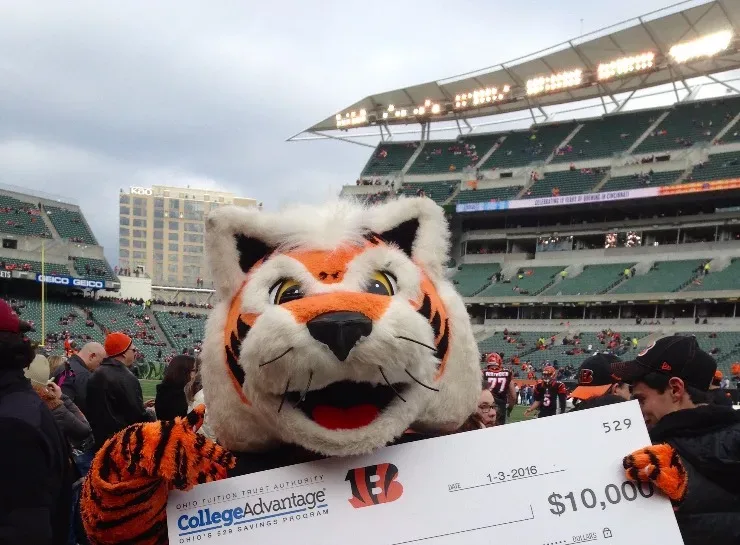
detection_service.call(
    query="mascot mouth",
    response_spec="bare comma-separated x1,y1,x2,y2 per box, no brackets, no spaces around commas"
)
286,380,408,430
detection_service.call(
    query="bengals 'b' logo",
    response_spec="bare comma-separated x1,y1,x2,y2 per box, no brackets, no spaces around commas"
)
345,463,403,508
579,369,594,384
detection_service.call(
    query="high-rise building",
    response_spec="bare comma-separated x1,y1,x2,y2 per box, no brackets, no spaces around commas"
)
118,185,259,287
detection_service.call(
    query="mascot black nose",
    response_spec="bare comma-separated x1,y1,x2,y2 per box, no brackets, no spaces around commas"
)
307,311,372,361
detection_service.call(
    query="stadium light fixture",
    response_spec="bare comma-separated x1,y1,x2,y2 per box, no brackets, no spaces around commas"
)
336,108,368,128
453,84,512,110
597,52,655,80
669,30,733,64
526,69,582,96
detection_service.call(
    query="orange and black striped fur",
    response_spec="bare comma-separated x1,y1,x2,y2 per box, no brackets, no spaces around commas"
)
81,406,234,545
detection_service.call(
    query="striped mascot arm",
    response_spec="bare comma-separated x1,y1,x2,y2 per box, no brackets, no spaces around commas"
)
81,406,236,545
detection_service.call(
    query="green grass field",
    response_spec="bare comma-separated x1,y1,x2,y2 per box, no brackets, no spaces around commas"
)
140,379,159,401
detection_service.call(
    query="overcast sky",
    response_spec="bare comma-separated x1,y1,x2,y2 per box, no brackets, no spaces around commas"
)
0,0,700,264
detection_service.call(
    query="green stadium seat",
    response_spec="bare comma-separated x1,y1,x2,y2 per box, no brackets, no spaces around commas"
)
455,186,522,204
0,258,70,275
526,168,608,198
685,151,740,183
481,122,578,170
544,263,635,296
11,297,103,351
401,180,458,204
406,134,501,175
362,143,419,176
44,206,98,244
155,311,206,354
551,110,661,163
684,259,740,292
600,170,682,191
451,264,501,296
611,260,704,294
634,97,740,154
0,195,51,238
88,301,166,362
478,266,562,296
72,257,117,282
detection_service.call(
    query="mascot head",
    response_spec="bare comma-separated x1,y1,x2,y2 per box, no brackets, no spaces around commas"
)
200,197,480,456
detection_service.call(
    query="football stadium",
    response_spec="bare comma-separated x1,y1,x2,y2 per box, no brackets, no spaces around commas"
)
1,1,739,544
0,0,737,402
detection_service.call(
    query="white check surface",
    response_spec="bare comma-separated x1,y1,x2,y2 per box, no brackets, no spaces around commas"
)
167,400,684,544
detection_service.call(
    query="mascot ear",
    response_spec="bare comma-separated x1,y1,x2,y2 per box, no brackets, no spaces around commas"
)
206,206,276,300
368,197,451,278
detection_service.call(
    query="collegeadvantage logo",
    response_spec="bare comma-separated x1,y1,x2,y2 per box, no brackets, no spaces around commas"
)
177,489,328,536
345,463,404,508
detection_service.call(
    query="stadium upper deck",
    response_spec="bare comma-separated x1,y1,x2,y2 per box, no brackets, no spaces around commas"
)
0,185,119,291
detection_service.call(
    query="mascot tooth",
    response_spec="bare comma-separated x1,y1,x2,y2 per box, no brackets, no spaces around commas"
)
81,197,481,544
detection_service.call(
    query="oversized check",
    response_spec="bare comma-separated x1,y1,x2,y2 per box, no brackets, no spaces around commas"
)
167,400,684,544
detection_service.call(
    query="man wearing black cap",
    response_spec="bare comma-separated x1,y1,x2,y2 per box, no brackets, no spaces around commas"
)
613,335,740,545
0,299,72,544
570,352,631,404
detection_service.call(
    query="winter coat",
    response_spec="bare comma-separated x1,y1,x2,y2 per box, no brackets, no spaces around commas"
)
32,384,92,445
154,380,188,421
86,358,154,451
0,368,73,545
649,404,740,545
52,354,93,416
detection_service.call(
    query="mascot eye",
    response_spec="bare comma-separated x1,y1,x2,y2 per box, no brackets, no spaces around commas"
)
269,279,303,305
366,271,397,296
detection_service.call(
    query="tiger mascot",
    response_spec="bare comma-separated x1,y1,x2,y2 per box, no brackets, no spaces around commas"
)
80,197,483,544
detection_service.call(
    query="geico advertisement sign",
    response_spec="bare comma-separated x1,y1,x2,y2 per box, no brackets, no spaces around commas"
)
36,275,104,289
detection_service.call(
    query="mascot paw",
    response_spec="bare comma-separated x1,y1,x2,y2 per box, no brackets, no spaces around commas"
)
623,444,687,504
81,406,235,545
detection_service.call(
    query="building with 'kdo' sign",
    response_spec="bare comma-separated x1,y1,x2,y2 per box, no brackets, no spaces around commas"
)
118,185,259,289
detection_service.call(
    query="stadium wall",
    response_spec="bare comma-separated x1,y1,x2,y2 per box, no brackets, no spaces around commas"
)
99,275,152,301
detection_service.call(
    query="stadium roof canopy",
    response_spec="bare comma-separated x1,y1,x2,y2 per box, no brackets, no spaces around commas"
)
290,0,740,144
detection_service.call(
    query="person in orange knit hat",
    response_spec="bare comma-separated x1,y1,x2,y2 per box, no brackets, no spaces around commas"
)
85,332,154,452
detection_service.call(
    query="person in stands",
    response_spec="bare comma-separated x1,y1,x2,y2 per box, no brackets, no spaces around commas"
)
570,353,631,407
708,370,734,407
86,332,155,452
155,354,195,420
52,341,106,417
0,299,72,544
613,335,740,545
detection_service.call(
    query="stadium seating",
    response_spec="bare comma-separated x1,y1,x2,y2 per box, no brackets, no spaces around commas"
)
0,257,71,275
551,110,661,163
480,123,578,170
451,264,500,296
406,135,501,175
634,98,739,154
544,263,634,296
455,186,523,204
400,180,458,204
362,143,419,176
88,301,165,361
44,206,98,244
72,257,117,281
684,259,740,292
686,151,740,182
478,331,558,361
0,195,50,238
611,260,705,294
526,168,608,198
477,266,562,297
600,170,682,191
155,311,206,354
12,297,102,347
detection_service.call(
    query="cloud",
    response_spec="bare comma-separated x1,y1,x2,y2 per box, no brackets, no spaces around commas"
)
0,0,682,266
